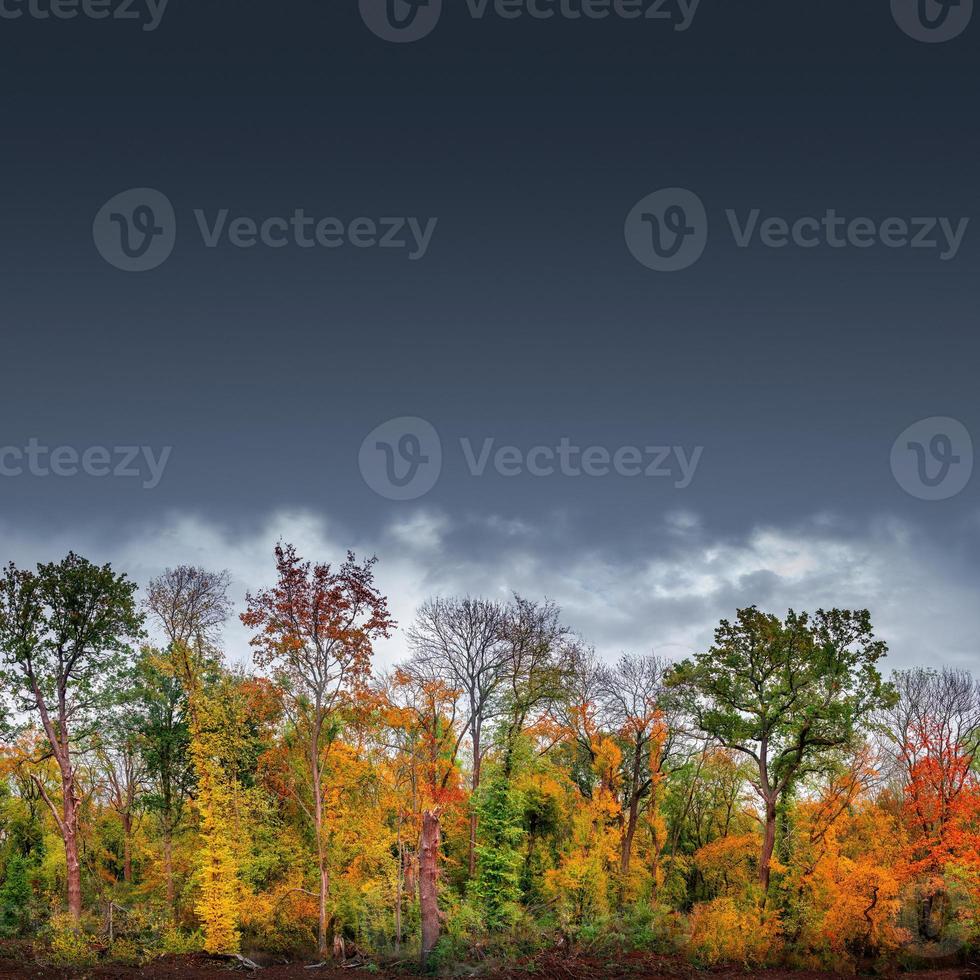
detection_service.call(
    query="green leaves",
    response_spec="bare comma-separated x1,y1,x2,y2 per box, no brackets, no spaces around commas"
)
0,552,144,733
670,606,893,789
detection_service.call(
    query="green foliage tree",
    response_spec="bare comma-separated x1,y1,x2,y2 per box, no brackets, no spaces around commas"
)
0,853,34,936
473,768,525,929
0,553,143,923
134,648,195,914
667,607,895,903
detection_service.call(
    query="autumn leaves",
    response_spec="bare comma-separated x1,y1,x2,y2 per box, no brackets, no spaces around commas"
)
1,549,978,970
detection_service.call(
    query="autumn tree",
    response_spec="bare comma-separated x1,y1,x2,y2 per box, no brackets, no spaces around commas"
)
94,703,148,885
497,596,570,776
242,544,394,957
133,648,195,915
599,653,675,876
145,565,240,953
668,607,895,903
407,597,508,877
382,667,466,965
884,667,980,790
545,730,623,931
664,747,754,868
901,720,980,943
0,554,143,924
468,597,570,926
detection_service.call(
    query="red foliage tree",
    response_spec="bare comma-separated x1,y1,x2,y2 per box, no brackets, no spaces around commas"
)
242,544,394,957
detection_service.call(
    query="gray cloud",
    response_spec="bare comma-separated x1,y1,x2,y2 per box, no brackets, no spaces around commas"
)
1,507,975,676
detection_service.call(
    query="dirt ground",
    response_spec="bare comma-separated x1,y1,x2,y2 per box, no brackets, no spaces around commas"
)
0,949,978,980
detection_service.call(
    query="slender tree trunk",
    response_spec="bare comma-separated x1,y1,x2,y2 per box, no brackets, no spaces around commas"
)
319,863,330,956
419,809,441,966
620,796,639,875
122,812,133,883
312,744,329,958
469,728,481,877
620,742,647,876
163,828,175,911
404,848,417,899
395,818,403,949
758,796,778,904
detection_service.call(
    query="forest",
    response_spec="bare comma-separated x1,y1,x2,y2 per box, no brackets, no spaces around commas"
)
0,546,978,976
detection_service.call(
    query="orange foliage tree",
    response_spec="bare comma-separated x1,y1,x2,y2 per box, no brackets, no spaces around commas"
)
242,544,394,958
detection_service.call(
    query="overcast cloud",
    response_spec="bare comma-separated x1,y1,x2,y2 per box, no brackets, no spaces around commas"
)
1,505,975,676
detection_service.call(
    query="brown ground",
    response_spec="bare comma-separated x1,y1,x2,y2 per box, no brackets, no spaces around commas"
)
0,949,978,980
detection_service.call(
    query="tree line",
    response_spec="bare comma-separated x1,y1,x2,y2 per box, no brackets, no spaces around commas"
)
0,546,978,970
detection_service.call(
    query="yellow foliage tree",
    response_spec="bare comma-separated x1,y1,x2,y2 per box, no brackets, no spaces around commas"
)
545,735,623,929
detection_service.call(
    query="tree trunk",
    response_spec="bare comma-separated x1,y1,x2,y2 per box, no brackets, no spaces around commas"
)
310,730,329,958
164,829,175,912
758,796,778,904
60,766,83,924
64,819,83,923
404,849,417,899
122,812,133,883
469,728,480,877
318,862,330,957
395,837,403,949
419,809,441,966
620,795,639,875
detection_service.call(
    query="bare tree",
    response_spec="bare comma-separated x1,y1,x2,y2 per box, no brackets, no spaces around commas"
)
407,596,508,876
884,667,980,783
145,565,232,693
599,652,678,875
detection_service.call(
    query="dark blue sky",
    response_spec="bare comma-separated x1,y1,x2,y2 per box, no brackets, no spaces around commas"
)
0,0,977,669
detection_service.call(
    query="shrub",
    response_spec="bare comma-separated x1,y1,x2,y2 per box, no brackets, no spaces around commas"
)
157,925,205,955
0,855,34,937
686,898,783,967
108,937,142,965
44,914,99,969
